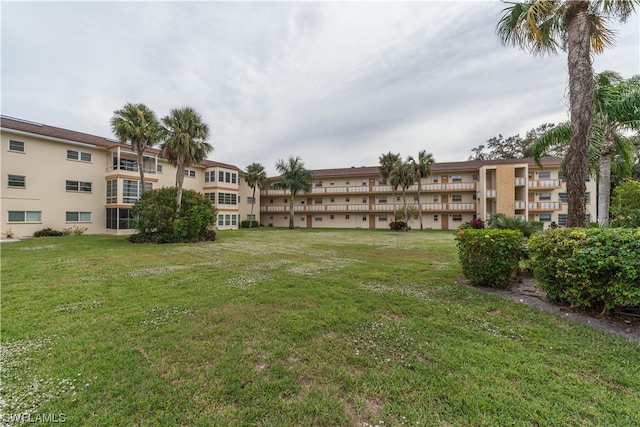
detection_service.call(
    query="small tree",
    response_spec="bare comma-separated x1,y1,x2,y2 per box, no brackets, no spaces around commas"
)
271,156,313,229
245,162,267,228
389,161,416,225
610,180,640,227
130,188,217,243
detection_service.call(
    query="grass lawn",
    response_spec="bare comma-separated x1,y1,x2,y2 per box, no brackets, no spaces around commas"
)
1,228,639,426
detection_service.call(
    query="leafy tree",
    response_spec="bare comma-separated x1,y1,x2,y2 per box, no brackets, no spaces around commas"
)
389,161,416,225
130,187,217,243
110,103,160,194
532,72,640,226
610,180,640,227
407,150,435,229
160,107,213,207
271,156,314,229
468,123,559,161
378,152,401,217
497,0,639,227
245,162,267,228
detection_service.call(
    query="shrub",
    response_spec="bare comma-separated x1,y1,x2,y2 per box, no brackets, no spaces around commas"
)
62,226,88,236
1,228,15,239
455,228,526,289
389,221,408,231
528,228,640,312
610,180,640,227
241,220,260,228
488,213,541,238
470,217,485,229
34,227,65,237
129,188,217,243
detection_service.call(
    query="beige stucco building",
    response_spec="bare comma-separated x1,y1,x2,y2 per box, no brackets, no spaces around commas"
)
2,115,597,237
260,159,597,230
1,116,256,238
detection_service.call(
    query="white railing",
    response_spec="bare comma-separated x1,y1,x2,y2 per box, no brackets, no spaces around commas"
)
486,190,497,198
529,179,560,188
514,201,526,209
514,178,526,186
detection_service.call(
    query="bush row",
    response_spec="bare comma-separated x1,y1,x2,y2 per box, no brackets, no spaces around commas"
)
33,226,88,237
455,227,640,312
241,220,260,228
528,228,640,312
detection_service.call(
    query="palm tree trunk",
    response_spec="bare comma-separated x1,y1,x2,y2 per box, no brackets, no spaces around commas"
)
598,132,615,227
417,178,423,230
289,195,294,229
137,151,146,194
249,187,256,228
564,0,594,227
402,188,408,224
175,163,185,209
391,188,397,220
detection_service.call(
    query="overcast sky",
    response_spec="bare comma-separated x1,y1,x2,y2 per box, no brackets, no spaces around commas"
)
2,1,638,175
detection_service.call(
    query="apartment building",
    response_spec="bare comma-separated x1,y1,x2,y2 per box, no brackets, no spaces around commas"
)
1,116,256,237
260,158,597,230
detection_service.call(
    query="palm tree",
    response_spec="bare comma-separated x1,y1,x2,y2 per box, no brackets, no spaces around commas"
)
532,71,640,226
407,150,435,230
160,107,212,207
497,0,639,227
271,156,314,229
245,162,267,228
389,161,416,225
378,152,401,218
110,103,160,194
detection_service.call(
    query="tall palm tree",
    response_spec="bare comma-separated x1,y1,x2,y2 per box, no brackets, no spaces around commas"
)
110,103,160,194
245,162,267,228
271,156,314,229
407,150,435,230
497,0,639,227
532,71,640,226
390,161,416,226
160,107,212,207
378,152,401,219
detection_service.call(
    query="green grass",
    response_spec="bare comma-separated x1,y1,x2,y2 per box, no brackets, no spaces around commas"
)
1,229,639,426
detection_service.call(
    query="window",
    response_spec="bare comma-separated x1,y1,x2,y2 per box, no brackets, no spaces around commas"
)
184,169,196,178
396,196,401,202
346,214,350,220
586,192,591,204
66,211,91,222
413,195,419,202
8,175,25,188
433,195,438,202
433,177,439,183
559,193,567,203
452,175,462,182
247,214,256,221
330,197,335,203
66,180,92,192
472,174,479,181
157,164,163,173
451,195,462,202
538,171,551,179
346,197,350,202
379,196,387,203
315,198,322,204
378,178,387,185
362,215,367,221
232,215,237,226
539,192,551,201
232,173,237,184
558,171,566,182
362,197,367,203
8,140,25,152
225,214,231,226
123,179,151,204
539,213,552,221
106,180,117,204
217,193,237,205
345,180,350,185
225,172,231,183
205,193,216,202
247,197,256,204
8,211,41,223
558,214,567,226
67,149,92,162
315,216,323,221
219,171,225,182
379,214,388,222
452,214,463,221
330,181,335,185
433,214,439,222
362,180,367,186
314,181,323,187
218,215,224,226
330,215,335,220
205,171,215,182
269,199,273,204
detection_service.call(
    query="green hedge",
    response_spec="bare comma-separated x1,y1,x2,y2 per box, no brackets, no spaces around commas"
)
455,229,526,289
241,220,260,228
528,228,640,311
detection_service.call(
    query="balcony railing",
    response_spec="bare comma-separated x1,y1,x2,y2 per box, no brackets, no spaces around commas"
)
260,182,476,196
528,179,560,189
486,190,496,198
514,177,526,186
261,202,476,213
528,201,562,211
514,201,527,210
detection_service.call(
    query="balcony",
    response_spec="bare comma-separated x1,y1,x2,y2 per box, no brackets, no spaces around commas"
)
514,201,527,210
260,182,477,196
514,177,526,186
528,179,561,189
528,201,562,211
260,202,476,213
486,189,497,198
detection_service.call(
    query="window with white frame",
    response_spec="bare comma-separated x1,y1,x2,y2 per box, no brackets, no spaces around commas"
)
66,211,92,222
315,216,323,221
315,198,322,204
232,173,237,184
345,180,350,185
8,211,41,223
8,175,25,188
106,180,117,204
538,171,551,179
205,171,215,182
205,192,216,202
157,164,163,173
184,169,196,178
362,197,367,203
8,140,25,152
378,178,387,185
123,179,151,204
66,180,92,192
345,197,350,202
433,177,438,183
314,181,323,187
559,193,568,203
413,195,419,202
433,195,438,202
452,214,463,221
330,197,335,203
378,214,388,221
247,197,256,204
539,213,552,221
217,193,237,205
362,215,367,221
451,194,462,202
452,175,462,182
345,214,350,220
539,192,552,201
558,214,567,226
218,214,224,226
362,180,367,186
330,214,334,220
433,214,439,222
66,149,92,162
379,196,387,203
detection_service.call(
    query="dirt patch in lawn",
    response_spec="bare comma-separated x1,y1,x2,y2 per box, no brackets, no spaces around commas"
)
470,273,640,345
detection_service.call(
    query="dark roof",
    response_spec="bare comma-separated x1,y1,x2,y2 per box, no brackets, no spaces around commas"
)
292,157,561,179
1,115,243,173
